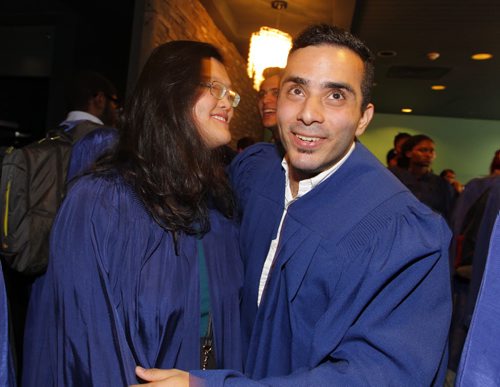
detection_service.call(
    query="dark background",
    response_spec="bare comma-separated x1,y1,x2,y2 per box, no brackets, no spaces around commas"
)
0,0,135,145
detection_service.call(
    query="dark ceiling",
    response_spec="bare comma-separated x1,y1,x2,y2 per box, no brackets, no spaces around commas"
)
201,0,500,121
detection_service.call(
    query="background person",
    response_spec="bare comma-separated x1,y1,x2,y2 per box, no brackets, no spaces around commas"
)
258,67,283,144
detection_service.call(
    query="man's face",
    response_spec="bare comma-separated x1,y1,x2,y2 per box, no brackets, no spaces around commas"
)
406,140,436,168
277,45,374,178
258,75,280,128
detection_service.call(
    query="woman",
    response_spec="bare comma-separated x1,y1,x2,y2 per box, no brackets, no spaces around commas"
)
23,41,243,386
391,134,455,220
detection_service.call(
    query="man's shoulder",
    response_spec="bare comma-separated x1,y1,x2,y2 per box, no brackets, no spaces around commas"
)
229,142,282,178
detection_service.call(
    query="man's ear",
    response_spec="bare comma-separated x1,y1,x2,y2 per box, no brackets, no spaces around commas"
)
355,103,374,137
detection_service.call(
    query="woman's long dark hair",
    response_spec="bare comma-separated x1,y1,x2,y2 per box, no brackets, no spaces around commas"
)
98,41,234,241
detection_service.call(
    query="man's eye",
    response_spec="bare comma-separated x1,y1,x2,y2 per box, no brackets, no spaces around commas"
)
329,91,345,100
288,87,303,96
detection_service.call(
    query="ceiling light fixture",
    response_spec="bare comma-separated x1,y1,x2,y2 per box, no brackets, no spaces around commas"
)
247,1,292,90
471,53,493,61
431,85,446,90
427,52,440,61
401,108,413,113
377,50,397,58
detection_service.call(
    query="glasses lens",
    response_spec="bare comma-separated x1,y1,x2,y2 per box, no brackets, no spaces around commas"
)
210,82,226,99
229,91,240,108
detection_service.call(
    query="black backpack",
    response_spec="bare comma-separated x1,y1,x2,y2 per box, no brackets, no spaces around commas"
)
0,120,100,275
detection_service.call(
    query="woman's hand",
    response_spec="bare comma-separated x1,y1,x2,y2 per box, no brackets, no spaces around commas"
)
130,366,190,387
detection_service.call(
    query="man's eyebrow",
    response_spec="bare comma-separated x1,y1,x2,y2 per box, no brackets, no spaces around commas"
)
282,76,356,96
322,81,355,95
282,76,308,86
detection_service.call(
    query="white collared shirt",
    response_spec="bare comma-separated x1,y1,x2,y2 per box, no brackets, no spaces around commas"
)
63,111,104,125
257,142,356,305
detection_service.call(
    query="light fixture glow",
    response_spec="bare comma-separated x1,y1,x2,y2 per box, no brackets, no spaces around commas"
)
247,26,292,90
431,85,446,90
401,108,413,113
471,53,493,61
427,52,440,61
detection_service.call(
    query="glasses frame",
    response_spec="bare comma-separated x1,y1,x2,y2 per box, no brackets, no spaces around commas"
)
200,81,240,108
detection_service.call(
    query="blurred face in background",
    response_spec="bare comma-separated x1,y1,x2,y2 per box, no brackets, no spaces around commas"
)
406,139,436,168
258,75,280,128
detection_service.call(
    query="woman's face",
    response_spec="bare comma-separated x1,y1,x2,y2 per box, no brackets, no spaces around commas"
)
194,58,234,149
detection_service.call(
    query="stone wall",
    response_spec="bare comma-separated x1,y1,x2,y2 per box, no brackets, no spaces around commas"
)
137,0,263,147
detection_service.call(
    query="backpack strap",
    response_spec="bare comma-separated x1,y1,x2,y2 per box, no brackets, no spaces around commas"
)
69,121,103,144
46,120,102,145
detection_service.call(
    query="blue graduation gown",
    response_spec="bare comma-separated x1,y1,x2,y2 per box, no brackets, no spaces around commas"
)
67,127,119,181
22,172,243,386
456,212,500,386
193,142,452,386
1,264,16,387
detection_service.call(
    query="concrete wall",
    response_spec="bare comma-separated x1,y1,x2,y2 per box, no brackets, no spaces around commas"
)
129,0,263,148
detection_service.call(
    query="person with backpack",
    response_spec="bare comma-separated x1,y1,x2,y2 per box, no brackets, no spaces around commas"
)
0,71,119,382
22,40,243,386
0,71,119,275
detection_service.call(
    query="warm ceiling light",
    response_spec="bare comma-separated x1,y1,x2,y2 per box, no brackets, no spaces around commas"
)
247,27,292,90
401,108,413,113
427,52,440,61
377,50,397,58
431,85,446,90
471,53,493,60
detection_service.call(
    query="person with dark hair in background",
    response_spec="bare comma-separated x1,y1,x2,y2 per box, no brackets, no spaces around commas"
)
135,24,451,387
236,136,256,153
391,134,455,221
386,147,397,167
393,131,410,165
440,168,464,195
64,70,120,128
22,41,243,386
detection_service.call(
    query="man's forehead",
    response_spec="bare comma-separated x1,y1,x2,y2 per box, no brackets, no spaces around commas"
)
283,45,364,76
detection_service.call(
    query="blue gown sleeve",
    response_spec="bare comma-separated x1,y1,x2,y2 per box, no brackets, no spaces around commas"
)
67,127,118,181
0,264,16,387
192,203,452,386
229,143,280,209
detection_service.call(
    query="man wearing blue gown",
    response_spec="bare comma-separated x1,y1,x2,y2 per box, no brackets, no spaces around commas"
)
137,24,452,387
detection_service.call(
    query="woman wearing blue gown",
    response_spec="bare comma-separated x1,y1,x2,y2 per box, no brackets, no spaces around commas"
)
22,41,243,386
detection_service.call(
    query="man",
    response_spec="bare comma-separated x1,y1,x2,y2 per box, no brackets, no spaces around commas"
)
63,70,119,128
258,67,283,143
134,24,452,386
64,71,120,180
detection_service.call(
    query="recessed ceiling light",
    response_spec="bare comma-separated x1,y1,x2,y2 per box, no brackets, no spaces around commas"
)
401,108,413,113
431,85,446,90
377,50,397,58
427,52,440,61
471,53,493,60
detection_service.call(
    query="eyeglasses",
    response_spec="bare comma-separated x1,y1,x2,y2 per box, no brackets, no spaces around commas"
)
200,81,241,108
